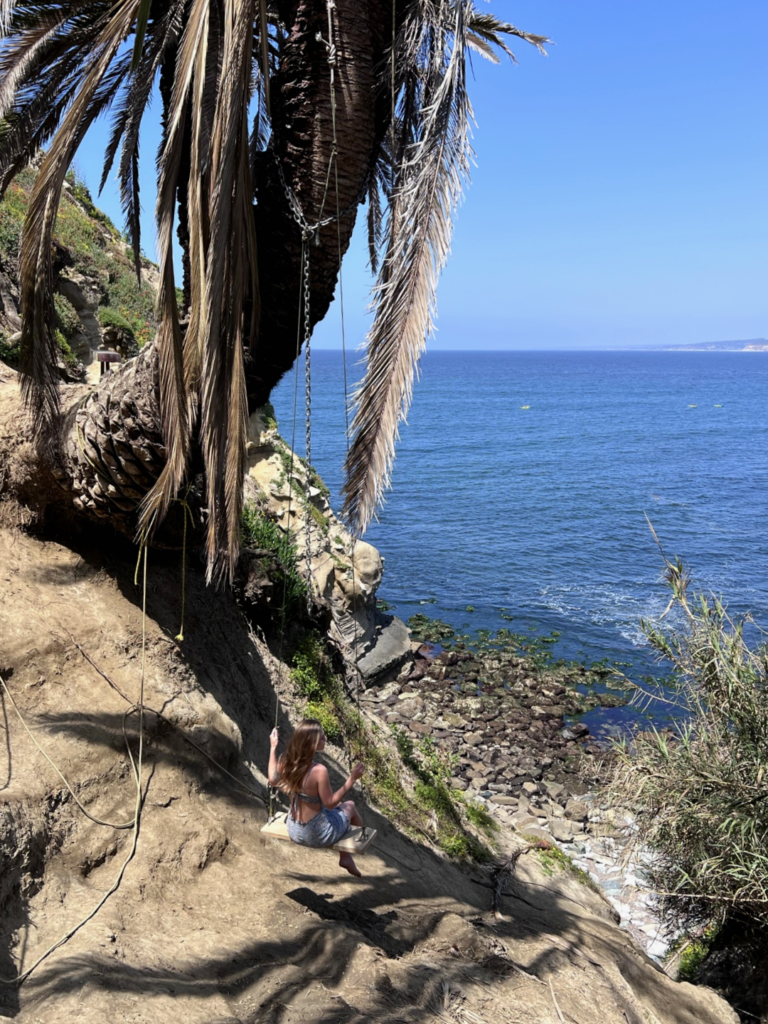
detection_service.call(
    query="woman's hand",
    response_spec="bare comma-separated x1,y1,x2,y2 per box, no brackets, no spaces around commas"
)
269,727,279,749
350,762,365,781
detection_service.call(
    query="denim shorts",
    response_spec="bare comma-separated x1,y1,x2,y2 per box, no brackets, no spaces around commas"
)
287,806,350,847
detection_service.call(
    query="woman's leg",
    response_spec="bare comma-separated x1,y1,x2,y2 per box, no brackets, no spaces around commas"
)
341,800,362,827
337,801,363,877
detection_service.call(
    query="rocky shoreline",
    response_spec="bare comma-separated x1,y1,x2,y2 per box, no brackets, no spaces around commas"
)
361,629,676,962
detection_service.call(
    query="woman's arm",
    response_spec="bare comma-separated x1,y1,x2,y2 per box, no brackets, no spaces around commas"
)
268,728,280,784
314,762,365,809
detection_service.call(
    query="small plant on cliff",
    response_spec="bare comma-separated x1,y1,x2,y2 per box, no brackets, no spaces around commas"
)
0,332,19,366
390,726,491,859
241,502,306,612
290,632,341,740
54,330,77,368
66,169,119,234
54,294,81,339
605,537,768,935
97,306,136,338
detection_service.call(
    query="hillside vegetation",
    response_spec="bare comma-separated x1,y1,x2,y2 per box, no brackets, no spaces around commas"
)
0,165,159,370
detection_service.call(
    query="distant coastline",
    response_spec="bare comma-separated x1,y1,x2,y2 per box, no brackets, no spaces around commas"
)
648,339,768,352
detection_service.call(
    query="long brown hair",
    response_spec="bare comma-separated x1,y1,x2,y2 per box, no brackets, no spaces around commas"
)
277,719,324,800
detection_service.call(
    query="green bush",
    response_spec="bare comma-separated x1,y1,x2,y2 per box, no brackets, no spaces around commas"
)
54,294,81,338
291,632,334,702
241,502,307,612
606,548,768,933
97,306,135,337
465,799,498,835
68,172,119,234
0,332,20,367
55,329,77,367
303,700,341,742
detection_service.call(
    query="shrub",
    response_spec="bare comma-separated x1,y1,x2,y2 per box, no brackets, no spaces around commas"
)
241,501,307,613
303,700,341,742
605,544,768,934
0,332,20,367
68,172,119,235
97,306,135,337
54,294,81,338
291,632,334,702
54,329,77,367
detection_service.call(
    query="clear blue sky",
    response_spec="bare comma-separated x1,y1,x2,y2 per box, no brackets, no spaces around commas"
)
77,0,767,350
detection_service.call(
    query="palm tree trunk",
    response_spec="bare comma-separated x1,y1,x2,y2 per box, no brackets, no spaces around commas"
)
0,346,165,534
56,344,166,525
248,0,393,408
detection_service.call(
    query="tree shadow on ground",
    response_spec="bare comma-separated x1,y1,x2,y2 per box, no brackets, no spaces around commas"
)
17,861,672,1024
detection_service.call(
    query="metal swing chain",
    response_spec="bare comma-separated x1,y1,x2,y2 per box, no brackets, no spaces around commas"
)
302,233,313,613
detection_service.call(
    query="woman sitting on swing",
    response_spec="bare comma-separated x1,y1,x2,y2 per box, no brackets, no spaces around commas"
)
269,718,366,877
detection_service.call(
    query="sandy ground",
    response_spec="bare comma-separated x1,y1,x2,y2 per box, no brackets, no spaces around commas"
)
0,528,738,1024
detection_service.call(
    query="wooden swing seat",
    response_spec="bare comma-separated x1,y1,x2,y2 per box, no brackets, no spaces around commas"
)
261,812,377,853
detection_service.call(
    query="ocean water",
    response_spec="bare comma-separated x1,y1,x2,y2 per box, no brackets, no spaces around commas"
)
272,350,768,720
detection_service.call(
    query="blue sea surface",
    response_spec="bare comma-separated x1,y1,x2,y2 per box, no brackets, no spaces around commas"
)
273,350,768,728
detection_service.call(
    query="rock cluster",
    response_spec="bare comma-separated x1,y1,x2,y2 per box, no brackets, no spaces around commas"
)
362,641,677,962
362,643,605,801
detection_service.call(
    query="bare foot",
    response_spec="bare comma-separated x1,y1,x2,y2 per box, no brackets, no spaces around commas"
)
339,852,362,877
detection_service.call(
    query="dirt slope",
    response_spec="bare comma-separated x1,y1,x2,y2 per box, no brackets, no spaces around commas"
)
0,528,738,1024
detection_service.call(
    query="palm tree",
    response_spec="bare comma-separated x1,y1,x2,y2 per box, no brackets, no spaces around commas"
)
0,0,546,582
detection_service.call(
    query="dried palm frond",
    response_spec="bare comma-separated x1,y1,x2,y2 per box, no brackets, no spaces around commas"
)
256,0,269,116
467,12,549,63
342,1,548,535
248,51,271,174
0,0,16,35
140,0,259,584
138,0,211,538
18,0,143,433
197,0,259,583
100,0,186,277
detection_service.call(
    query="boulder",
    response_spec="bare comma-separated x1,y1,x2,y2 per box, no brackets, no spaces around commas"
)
548,819,575,843
562,722,590,741
565,799,589,823
542,780,565,801
409,721,432,736
358,614,412,684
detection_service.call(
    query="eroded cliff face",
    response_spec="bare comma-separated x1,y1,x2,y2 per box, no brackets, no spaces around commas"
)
242,407,411,680
0,527,740,1024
